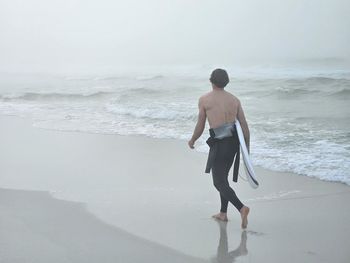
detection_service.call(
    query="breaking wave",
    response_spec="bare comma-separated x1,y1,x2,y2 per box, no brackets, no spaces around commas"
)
0,91,114,101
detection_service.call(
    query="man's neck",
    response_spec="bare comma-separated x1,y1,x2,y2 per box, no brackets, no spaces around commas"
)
212,86,224,91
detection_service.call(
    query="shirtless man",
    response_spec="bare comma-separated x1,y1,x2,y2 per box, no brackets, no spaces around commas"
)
188,68,250,229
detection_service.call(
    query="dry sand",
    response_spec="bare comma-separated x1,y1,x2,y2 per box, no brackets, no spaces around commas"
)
1,115,350,262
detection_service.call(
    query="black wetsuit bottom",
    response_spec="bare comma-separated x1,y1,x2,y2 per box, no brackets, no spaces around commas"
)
211,136,244,213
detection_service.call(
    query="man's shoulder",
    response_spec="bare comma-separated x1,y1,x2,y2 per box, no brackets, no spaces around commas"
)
199,91,212,101
224,90,240,102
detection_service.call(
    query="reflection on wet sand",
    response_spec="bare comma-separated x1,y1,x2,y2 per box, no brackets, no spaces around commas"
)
211,221,248,263
0,188,207,263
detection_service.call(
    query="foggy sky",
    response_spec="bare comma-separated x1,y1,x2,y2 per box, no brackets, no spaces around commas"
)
0,0,349,73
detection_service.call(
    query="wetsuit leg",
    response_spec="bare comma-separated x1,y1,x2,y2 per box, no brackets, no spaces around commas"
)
212,137,244,212
220,193,229,213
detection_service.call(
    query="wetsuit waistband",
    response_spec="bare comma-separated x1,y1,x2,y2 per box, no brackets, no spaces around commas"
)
209,122,235,139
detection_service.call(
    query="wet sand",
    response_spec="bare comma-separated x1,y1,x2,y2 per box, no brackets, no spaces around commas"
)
1,115,350,262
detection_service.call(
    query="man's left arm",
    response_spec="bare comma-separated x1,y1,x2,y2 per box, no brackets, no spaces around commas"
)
188,97,206,149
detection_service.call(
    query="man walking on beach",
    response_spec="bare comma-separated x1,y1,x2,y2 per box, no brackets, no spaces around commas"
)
188,69,250,229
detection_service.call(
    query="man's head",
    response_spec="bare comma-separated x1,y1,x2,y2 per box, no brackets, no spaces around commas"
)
210,68,229,89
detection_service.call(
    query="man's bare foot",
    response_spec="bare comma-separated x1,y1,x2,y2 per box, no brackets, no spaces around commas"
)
240,206,250,229
212,212,228,222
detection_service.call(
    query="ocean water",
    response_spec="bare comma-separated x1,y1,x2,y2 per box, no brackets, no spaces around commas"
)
1,64,349,185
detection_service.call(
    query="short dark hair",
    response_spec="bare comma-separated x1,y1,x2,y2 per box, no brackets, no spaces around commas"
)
210,68,229,88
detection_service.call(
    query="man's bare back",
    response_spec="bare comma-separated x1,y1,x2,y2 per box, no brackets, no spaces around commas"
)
200,89,239,128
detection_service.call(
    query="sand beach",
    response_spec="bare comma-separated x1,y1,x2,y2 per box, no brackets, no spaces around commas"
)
1,115,349,262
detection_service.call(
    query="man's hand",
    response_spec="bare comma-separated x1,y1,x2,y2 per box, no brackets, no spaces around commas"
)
188,139,195,149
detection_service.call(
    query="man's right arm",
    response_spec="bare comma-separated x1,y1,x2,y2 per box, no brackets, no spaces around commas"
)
188,97,207,149
237,100,250,152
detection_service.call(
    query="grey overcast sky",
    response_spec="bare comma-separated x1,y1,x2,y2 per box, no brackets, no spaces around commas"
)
0,0,349,73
